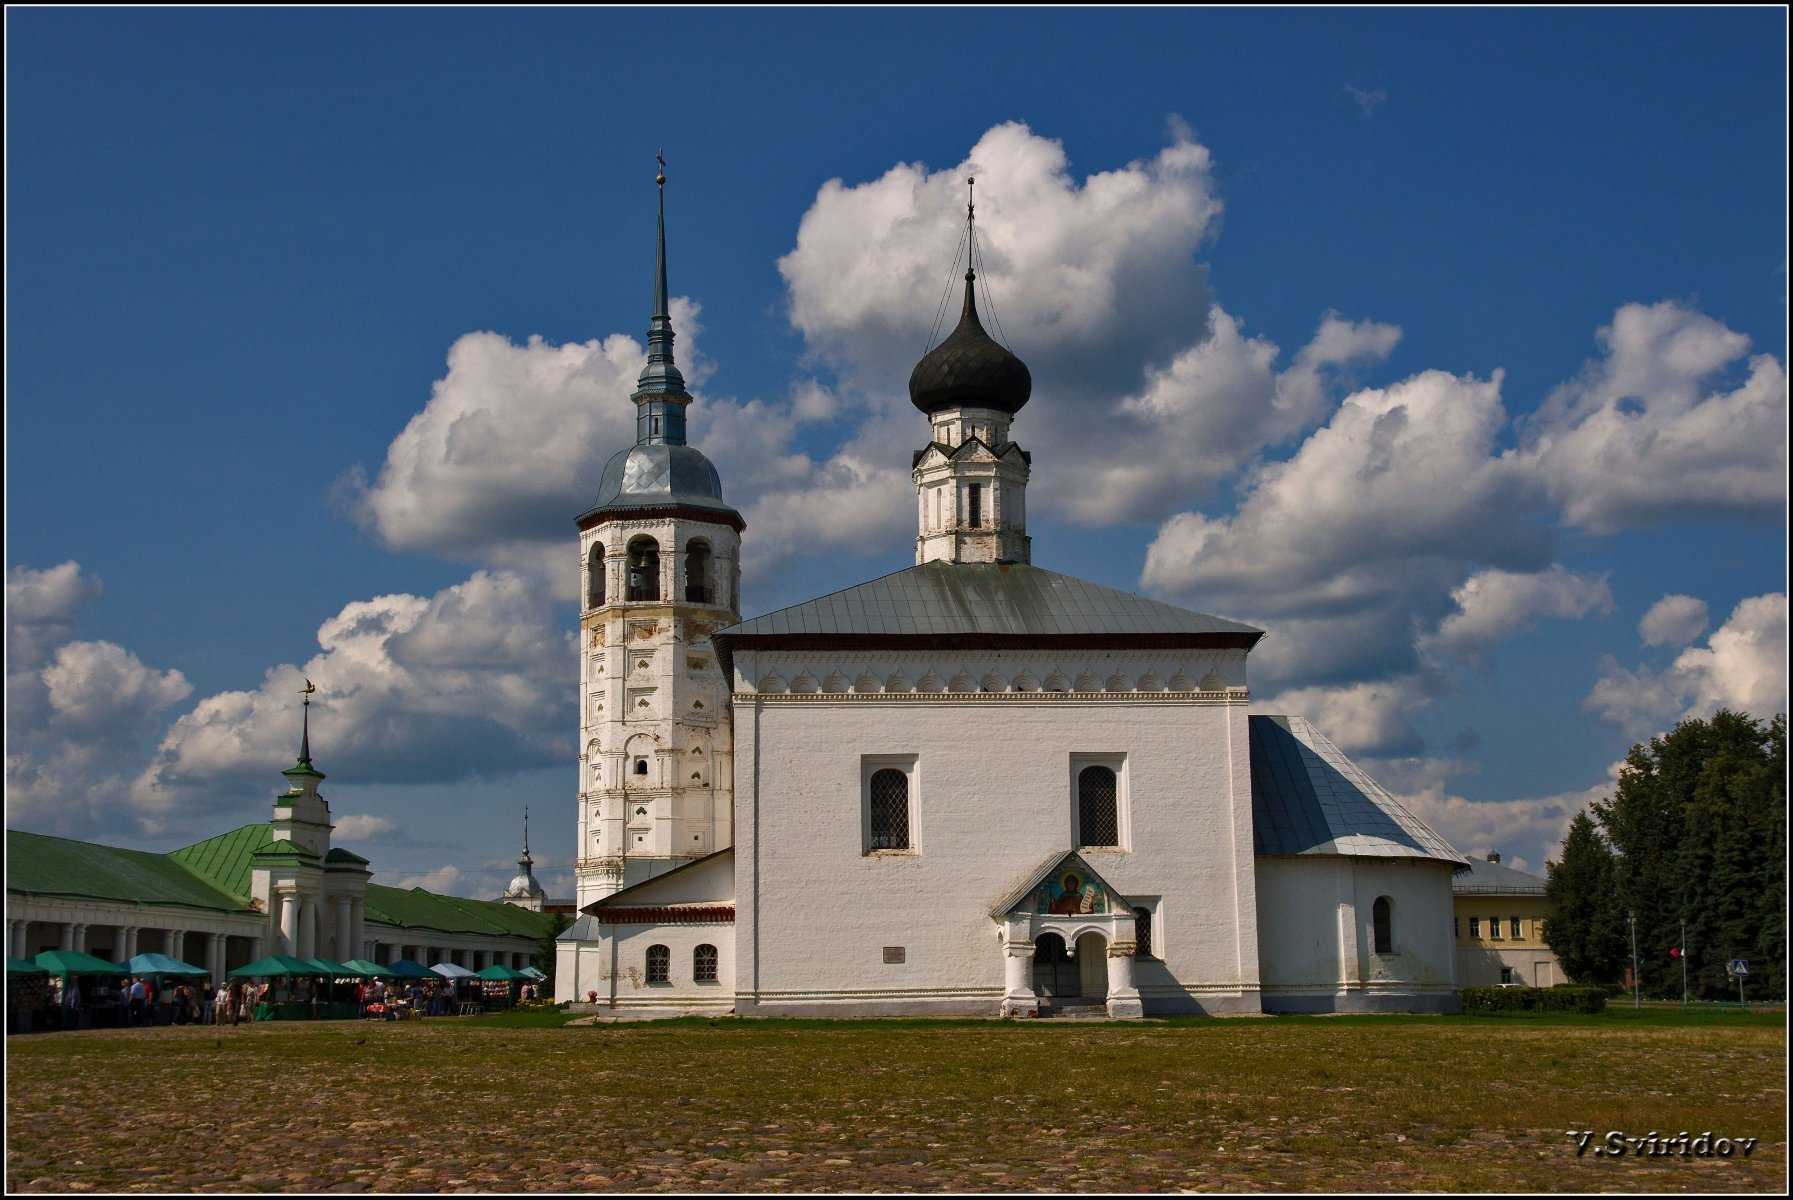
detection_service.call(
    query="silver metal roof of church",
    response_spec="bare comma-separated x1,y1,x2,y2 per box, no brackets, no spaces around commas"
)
1451,857,1547,894
1250,715,1468,865
714,561,1262,645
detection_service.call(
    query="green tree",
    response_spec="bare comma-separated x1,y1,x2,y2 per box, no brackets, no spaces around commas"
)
532,912,572,992
1593,710,1785,1000
1544,811,1625,983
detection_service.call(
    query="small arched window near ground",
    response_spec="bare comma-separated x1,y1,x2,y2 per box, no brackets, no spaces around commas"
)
646,944,670,984
1133,906,1154,960
684,540,712,603
1372,896,1393,954
694,943,718,984
868,768,910,851
626,536,660,601
1078,766,1119,848
587,542,606,608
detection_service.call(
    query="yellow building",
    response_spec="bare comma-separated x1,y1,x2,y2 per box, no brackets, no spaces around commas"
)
1451,854,1569,987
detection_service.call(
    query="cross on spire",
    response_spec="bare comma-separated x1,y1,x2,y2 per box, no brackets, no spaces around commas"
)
966,175,976,282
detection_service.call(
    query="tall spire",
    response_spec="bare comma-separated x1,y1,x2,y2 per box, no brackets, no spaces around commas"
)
298,678,315,765
653,153,670,321
632,150,691,444
521,805,533,868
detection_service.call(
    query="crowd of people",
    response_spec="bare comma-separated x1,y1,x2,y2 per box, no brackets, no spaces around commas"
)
16,970,546,1032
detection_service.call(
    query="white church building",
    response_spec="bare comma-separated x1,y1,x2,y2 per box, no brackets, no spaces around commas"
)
556,170,1469,1018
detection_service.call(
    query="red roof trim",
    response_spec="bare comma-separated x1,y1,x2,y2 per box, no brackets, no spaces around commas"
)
594,905,735,925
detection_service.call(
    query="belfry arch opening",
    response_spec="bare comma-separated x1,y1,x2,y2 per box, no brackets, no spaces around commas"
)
685,539,713,604
626,536,660,602
586,542,606,608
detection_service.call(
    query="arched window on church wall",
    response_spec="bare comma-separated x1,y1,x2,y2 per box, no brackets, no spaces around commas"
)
1372,896,1393,954
685,539,712,604
868,769,909,851
1078,766,1118,848
693,943,718,984
646,944,670,984
586,542,606,608
626,536,660,602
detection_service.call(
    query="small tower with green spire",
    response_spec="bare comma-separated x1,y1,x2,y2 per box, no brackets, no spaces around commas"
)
272,678,332,858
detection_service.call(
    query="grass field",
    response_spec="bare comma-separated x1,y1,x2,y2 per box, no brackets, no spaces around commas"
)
6,1009,1784,1192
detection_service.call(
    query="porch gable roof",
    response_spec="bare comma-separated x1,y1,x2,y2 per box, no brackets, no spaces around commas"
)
989,850,1131,920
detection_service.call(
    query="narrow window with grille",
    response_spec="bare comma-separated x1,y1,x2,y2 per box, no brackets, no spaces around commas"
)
868,768,910,851
693,943,718,984
1133,906,1154,960
1372,896,1393,954
646,944,670,984
967,483,982,528
1078,765,1119,848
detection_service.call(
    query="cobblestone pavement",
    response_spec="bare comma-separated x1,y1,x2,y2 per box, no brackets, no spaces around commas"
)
6,1013,1785,1192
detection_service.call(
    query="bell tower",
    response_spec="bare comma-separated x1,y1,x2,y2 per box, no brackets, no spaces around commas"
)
909,178,1034,566
571,157,744,906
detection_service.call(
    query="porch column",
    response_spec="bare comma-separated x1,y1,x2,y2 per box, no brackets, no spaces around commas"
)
335,898,353,963
123,926,140,959
1001,936,1040,1018
9,920,27,958
1105,939,1144,1020
72,923,90,954
59,922,76,951
299,897,317,960
278,893,299,955
349,898,364,961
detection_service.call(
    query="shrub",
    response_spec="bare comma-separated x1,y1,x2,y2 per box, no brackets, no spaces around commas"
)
1460,986,1607,1015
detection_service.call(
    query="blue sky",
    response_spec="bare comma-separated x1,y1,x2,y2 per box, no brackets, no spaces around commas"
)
7,7,1786,896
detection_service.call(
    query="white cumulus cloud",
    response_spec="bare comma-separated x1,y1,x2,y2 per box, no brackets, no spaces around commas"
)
1586,593,1788,733
5,563,192,838
132,569,575,830
1638,593,1709,647
1426,566,1613,661
1519,301,1787,533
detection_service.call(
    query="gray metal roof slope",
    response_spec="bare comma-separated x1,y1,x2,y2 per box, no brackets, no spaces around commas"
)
1451,857,1548,895
715,561,1262,642
1250,715,1468,866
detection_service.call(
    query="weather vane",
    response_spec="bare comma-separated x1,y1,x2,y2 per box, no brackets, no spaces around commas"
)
300,678,317,707
656,149,666,187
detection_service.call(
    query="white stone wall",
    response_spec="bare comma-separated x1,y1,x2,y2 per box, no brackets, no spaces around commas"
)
1255,855,1460,1013
732,648,1260,1016
560,921,735,1011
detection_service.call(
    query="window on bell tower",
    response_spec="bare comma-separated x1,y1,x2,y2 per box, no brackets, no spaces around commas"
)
967,484,982,528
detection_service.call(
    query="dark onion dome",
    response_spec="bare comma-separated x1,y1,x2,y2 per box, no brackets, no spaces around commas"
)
909,271,1032,416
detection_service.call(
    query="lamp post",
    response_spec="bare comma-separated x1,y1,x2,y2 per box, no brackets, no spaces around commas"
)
1628,911,1639,1010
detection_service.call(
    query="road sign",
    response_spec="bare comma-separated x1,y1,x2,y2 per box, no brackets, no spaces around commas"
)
1728,959,1749,977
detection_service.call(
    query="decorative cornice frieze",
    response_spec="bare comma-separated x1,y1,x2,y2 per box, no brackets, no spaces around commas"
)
734,689,1250,704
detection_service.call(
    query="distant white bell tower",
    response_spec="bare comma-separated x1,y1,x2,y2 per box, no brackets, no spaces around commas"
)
571,157,743,907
